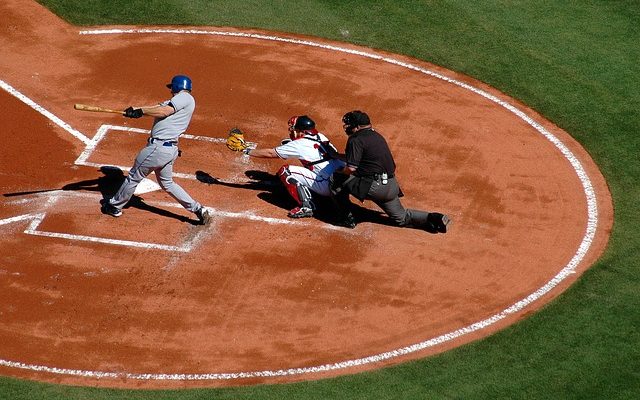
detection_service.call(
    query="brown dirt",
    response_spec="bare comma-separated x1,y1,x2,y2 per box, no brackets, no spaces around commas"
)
0,0,613,389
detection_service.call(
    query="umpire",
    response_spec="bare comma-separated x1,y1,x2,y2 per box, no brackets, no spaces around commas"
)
331,110,450,233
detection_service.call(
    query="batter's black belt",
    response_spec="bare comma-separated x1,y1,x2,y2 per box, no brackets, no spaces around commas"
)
149,138,178,146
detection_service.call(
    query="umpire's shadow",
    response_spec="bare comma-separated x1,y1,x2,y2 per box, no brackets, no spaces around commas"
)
196,169,396,227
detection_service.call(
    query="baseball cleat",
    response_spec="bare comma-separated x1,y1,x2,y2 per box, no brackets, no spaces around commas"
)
436,213,451,233
336,212,357,229
195,207,212,225
101,202,122,218
288,206,314,218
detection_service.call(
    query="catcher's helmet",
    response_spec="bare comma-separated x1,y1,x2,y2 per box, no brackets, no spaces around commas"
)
288,115,316,132
166,75,192,92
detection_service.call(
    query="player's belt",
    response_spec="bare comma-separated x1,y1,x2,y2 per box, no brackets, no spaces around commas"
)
149,138,178,146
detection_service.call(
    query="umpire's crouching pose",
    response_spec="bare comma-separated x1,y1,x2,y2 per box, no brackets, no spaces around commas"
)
330,110,450,233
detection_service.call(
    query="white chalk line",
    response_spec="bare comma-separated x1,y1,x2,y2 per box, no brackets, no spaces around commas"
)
0,28,600,381
0,192,196,252
0,80,91,145
0,191,348,252
75,124,255,181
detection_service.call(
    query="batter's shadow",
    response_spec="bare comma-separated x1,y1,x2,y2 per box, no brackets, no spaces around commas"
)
3,165,125,199
195,169,395,227
120,196,199,225
3,166,199,225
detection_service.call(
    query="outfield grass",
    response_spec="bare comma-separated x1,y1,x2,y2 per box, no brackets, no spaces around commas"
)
5,1,639,398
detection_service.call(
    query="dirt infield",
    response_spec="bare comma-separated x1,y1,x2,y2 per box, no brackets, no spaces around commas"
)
0,0,613,389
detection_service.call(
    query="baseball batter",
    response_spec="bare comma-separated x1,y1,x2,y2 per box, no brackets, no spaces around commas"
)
244,115,346,218
101,75,211,225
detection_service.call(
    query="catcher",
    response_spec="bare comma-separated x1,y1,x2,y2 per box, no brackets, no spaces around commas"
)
226,116,345,218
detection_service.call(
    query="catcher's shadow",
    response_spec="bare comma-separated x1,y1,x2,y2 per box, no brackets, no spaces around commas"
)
196,169,295,211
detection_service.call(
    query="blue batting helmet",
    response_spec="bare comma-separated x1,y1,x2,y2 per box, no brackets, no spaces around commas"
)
166,75,192,92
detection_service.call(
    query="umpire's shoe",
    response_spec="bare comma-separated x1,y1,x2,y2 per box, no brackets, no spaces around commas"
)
336,212,357,229
429,213,451,233
195,207,212,225
100,201,122,218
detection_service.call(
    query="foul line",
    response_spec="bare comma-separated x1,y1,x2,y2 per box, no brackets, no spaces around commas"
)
0,28,600,381
0,79,91,145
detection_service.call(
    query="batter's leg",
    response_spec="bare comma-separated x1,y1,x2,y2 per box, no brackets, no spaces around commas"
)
109,147,156,209
155,156,202,213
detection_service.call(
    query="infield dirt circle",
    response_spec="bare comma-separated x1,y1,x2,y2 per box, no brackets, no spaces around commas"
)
0,0,612,389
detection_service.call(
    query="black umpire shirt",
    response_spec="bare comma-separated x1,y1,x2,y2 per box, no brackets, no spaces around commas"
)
345,128,396,178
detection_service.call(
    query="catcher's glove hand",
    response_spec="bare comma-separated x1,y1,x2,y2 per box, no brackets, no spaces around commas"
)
226,127,248,151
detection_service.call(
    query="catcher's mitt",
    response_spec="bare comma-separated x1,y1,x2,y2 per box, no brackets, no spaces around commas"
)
226,128,248,151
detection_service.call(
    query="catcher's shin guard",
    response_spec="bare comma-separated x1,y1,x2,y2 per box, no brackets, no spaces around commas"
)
296,184,314,209
277,165,314,209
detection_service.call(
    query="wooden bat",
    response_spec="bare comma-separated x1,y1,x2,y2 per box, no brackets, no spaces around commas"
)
74,103,124,115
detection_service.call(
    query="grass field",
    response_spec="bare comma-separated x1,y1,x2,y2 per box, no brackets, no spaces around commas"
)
3,1,639,398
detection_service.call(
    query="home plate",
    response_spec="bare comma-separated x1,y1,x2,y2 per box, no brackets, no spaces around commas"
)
134,178,161,195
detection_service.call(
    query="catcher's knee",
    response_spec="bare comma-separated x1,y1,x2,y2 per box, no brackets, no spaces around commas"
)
277,165,295,184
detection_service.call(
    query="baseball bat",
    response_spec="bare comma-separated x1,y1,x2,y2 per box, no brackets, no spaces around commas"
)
74,103,124,115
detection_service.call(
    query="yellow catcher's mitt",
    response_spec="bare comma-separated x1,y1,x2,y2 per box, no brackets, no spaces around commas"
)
226,128,248,151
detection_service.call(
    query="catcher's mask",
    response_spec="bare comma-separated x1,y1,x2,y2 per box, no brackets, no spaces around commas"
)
166,75,192,92
288,115,317,139
342,110,370,134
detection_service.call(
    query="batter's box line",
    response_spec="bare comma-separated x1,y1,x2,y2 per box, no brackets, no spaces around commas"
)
24,212,200,252
75,124,257,180
0,193,206,252
0,192,350,253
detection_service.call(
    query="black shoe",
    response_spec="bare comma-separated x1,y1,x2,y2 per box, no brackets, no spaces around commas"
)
430,213,450,233
195,207,211,225
100,200,122,217
336,212,357,229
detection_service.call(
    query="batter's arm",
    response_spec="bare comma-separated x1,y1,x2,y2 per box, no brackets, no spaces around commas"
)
136,104,175,118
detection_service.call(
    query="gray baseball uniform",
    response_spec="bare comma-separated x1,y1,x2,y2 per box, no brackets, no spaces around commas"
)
108,91,202,213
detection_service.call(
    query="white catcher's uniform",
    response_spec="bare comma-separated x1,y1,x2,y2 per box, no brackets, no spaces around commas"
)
274,132,345,196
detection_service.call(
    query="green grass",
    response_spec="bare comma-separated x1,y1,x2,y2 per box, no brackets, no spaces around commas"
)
5,0,638,398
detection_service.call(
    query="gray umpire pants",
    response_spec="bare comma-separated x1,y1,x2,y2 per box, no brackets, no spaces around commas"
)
109,141,201,212
367,176,431,228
